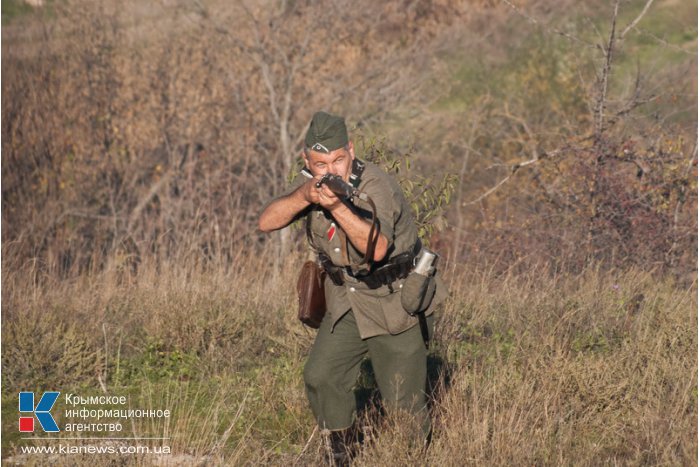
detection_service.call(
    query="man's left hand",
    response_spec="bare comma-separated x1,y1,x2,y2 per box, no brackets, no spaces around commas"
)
317,184,343,211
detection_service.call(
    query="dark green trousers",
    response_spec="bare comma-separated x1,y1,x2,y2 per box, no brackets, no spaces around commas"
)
303,310,432,433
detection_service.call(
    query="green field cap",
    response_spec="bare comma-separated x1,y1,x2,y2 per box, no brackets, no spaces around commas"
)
304,111,348,154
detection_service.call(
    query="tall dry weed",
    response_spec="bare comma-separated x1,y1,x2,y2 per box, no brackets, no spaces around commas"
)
3,256,695,465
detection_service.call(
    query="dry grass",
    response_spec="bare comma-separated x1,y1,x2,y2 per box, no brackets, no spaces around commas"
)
2,253,696,465
1,1,696,465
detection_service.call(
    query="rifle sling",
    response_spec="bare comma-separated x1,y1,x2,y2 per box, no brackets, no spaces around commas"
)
306,158,379,269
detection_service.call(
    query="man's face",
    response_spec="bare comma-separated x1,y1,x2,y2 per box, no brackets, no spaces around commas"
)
303,142,355,182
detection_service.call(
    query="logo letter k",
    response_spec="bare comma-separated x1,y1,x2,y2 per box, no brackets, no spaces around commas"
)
35,392,60,432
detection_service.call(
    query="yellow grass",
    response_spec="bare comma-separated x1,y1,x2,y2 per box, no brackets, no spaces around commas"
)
2,252,696,465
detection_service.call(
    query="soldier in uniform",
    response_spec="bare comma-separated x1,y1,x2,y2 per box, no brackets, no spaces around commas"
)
258,111,446,465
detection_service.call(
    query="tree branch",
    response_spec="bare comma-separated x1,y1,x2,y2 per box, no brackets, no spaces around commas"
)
594,0,619,139
619,0,655,39
500,0,598,50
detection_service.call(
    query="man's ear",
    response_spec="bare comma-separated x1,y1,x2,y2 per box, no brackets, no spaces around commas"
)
302,150,310,169
348,141,355,160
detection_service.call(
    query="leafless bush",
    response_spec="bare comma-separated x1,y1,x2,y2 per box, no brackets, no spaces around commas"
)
430,0,697,277
2,0,466,277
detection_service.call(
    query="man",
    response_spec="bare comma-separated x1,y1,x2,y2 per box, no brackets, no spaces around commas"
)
258,111,446,465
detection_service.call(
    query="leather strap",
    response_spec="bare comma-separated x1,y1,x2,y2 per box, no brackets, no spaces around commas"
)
418,313,430,349
349,158,378,267
306,158,379,269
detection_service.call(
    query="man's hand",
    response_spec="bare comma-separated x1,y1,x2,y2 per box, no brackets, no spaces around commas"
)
317,183,343,211
301,179,343,211
300,179,321,204
296,177,388,261
258,179,320,233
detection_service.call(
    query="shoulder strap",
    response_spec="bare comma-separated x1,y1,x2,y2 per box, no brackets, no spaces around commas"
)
305,209,319,254
307,159,379,269
348,159,379,268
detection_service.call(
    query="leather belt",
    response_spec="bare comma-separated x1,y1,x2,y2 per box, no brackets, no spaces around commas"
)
320,240,422,290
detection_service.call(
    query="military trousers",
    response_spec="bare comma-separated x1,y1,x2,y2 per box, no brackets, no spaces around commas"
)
303,310,432,434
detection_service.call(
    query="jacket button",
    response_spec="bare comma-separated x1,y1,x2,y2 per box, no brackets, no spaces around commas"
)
349,287,356,292
334,247,340,253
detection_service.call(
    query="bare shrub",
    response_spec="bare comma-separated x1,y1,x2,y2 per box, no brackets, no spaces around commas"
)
2,0,467,277
3,310,102,391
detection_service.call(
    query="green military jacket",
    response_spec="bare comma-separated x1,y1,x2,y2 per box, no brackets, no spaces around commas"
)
305,161,447,339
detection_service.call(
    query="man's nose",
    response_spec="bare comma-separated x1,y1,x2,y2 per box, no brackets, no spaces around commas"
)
328,165,338,175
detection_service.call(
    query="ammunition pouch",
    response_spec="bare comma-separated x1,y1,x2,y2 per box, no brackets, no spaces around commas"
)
319,254,345,286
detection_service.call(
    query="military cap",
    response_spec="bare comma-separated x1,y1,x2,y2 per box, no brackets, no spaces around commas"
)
304,111,348,154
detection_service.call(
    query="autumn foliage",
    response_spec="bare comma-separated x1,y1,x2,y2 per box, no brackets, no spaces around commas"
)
1,0,696,277
1,1,696,464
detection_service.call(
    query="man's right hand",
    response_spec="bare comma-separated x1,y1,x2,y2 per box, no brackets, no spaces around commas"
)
300,179,322,205
258,179,320,233
301,179,343,211
258,177,342,233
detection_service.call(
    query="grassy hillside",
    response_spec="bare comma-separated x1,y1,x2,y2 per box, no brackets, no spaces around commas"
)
1,0,696,464
2,254,696,465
